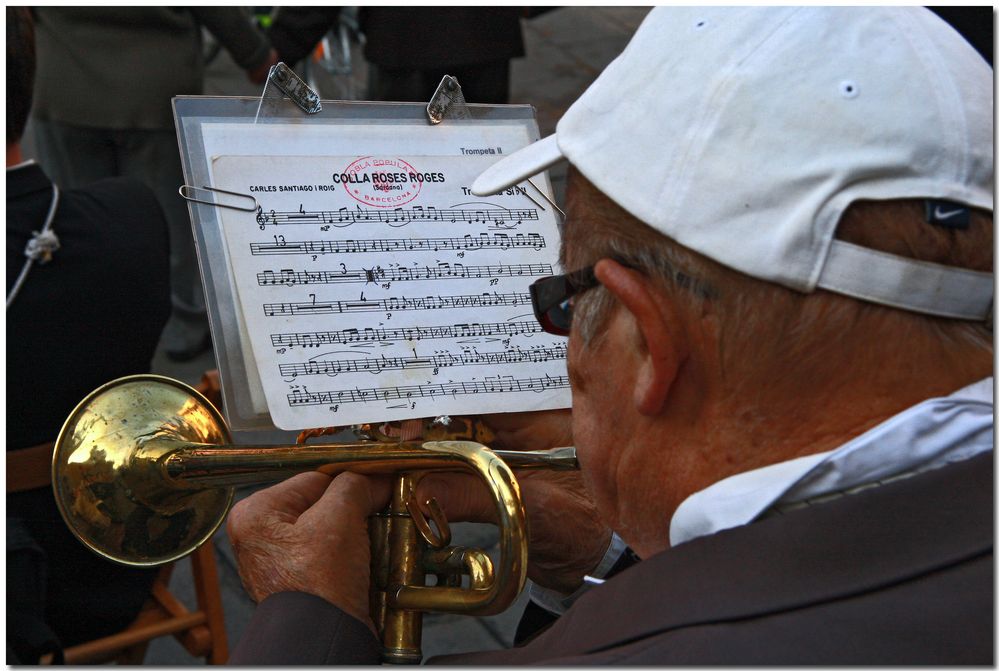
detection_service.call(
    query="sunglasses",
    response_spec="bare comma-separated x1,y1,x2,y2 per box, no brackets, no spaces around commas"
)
529,265,600,336
530,260,715,336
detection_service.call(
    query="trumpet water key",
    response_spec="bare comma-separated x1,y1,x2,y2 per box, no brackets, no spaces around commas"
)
52,374,577,663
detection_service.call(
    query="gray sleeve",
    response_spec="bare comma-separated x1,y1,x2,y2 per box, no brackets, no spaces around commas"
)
228,592,382,665
190,8,271,71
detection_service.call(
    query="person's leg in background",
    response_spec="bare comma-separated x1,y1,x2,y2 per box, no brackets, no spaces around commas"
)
366,60,510,105
447,61,510,104
28,118,117,188
119,128,211,361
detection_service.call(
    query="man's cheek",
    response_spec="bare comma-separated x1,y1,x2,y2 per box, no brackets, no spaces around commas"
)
570,413,601,479
566,337,589,393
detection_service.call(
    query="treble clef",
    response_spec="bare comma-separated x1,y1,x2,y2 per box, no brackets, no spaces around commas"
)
256,206,276,229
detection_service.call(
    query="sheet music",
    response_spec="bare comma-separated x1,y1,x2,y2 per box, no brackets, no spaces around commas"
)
209,154,569,429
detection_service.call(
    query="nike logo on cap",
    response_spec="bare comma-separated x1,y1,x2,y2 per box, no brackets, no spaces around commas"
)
925,200,970,230
934,206,965,220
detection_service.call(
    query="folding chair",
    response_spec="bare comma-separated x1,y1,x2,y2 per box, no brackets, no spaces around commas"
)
47,542,228,665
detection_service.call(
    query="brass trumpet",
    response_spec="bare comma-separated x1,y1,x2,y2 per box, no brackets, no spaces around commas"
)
52,375,576,663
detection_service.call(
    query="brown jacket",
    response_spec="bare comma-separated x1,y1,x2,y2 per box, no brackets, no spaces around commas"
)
230,451,993,664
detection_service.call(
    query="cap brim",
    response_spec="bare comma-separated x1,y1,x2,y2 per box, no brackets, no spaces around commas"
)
470,134,565,196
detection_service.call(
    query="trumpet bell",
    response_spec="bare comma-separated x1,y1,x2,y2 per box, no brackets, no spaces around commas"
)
52,374,233,566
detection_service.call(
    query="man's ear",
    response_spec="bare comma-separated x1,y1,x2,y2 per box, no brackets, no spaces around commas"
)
595,259,688,416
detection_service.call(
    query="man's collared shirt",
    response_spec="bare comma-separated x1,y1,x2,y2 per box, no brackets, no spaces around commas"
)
670,377,993,545
531,377,994,614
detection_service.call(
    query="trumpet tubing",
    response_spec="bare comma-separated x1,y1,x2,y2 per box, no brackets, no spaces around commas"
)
52,375,576,663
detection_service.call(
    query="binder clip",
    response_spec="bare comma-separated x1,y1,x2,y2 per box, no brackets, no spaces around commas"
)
255,61,323,122
427,75,470,125
181,63,324,209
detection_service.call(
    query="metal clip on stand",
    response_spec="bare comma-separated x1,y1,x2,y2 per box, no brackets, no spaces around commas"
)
256,61,323,120
426,75,470,124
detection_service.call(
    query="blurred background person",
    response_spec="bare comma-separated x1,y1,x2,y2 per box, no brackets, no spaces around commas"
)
28,8,276,362
268,7,529,104
7,7,172,662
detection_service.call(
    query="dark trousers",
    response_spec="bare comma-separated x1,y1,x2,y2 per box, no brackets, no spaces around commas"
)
367,60,511,104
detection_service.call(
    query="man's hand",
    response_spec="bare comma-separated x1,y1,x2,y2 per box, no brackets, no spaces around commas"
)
485,408,574,452
227,471,390,632
419,409,613,594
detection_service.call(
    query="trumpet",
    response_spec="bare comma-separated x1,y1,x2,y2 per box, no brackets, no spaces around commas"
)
52,375,576,663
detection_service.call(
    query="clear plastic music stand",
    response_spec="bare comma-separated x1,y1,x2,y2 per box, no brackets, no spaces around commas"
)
174,74,560,435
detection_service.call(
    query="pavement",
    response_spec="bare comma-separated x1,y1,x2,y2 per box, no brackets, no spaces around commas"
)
142,7,650,663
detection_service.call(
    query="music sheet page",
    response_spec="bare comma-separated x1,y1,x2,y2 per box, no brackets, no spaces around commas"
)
209,153,569,429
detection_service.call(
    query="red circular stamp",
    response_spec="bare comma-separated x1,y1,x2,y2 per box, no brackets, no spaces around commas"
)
337,156,423,208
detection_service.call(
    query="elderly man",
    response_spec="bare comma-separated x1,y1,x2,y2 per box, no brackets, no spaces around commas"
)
227,7,993,664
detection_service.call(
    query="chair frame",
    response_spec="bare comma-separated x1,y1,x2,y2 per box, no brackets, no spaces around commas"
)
34,370,230,664
46,542,228,665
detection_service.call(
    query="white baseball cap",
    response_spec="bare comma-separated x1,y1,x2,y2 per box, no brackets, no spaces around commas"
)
473,7,994,320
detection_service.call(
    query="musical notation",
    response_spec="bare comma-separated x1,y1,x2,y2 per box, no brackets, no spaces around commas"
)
279,344,567,378
255,205,539,228
287,375,570,407
257,262,552,287
249,232,546,256
263,292,529,317
271,320,542,349
210,152,570,428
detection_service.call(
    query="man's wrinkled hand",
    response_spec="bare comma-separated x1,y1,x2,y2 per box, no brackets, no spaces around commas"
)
227,471,390,631
484,408,574,452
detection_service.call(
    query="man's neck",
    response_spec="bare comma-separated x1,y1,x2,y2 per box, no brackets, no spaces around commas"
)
7,143,23,167
621,355,991,558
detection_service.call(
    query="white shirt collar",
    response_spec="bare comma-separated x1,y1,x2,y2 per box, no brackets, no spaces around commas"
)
669,377,994,547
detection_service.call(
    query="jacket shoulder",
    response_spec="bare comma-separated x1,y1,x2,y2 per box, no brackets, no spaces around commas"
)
70,177,164,223
434,452,994,665
63,177,169,249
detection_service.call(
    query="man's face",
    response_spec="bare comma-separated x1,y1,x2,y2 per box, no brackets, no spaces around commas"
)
566,311,632,535
559,171,691,555
560,177,637,537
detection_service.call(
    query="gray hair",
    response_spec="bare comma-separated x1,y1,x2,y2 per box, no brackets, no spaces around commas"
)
572,236,715,346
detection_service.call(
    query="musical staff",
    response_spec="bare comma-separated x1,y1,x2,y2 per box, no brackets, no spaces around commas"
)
271,320,542,349
256,205,539,228
249,232,546,256
287,375,570,407
210,151,570,429
257,262,552,287
279,344,566,378
263,292,529,317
